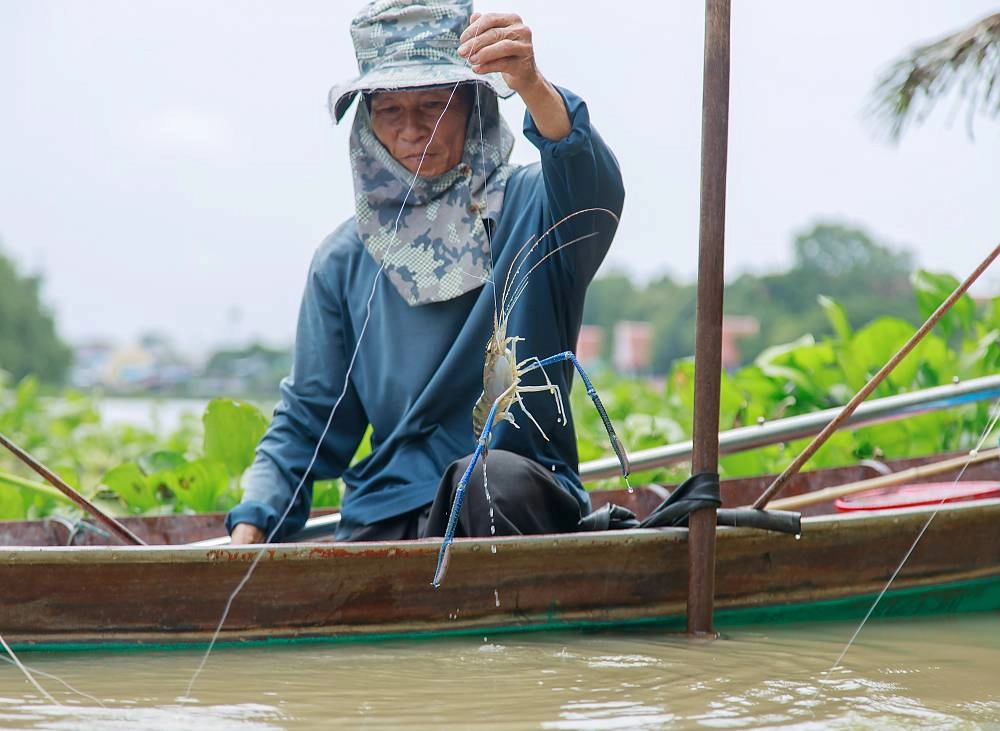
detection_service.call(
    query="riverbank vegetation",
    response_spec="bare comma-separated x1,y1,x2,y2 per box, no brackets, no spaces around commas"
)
1,268,996,522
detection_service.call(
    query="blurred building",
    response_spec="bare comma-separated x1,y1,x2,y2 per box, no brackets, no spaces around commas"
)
721,315,760,370
71,336,194,392
576,325,604,369
612,320,654,376
69,340,115,388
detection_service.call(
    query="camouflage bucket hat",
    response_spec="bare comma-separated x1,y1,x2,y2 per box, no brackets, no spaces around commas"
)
328,0,514,123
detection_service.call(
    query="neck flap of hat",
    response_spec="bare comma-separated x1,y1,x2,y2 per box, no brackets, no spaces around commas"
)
350,87,517,306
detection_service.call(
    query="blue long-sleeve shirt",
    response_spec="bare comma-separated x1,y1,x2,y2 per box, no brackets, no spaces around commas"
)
226,88,625,540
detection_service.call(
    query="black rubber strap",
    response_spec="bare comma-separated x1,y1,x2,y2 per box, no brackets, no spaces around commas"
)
638,472,721,528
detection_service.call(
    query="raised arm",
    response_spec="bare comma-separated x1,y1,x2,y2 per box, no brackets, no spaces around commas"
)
460,11,625,284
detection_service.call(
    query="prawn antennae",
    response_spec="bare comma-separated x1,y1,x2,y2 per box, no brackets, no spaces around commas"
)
499,208,620,326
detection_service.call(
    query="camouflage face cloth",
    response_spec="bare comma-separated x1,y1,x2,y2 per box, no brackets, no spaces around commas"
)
350,88,518,306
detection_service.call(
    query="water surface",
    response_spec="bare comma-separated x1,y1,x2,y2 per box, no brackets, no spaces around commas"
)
2,614,998,729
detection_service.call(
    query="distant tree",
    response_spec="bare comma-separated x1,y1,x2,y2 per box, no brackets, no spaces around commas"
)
0,243,72,385
582,271,637,331
583,222,921,373
726,222,918,361
581,271,639,361
869,11,1000,140
792,223,914,280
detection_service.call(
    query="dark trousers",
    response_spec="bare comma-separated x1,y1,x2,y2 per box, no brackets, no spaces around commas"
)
335,450,584,542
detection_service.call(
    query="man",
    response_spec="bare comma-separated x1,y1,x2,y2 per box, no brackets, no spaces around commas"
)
227,0,624,544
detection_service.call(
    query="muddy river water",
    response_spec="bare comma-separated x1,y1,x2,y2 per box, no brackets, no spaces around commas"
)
1,614,997,729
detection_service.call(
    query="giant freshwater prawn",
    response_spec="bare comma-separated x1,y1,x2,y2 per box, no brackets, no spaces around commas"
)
431,207,633,586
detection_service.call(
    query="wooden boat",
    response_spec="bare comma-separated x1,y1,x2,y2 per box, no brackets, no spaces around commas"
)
6,1,997,655
2,450,997,650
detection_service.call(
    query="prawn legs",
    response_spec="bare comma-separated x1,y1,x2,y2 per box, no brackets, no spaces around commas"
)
431,350,630,587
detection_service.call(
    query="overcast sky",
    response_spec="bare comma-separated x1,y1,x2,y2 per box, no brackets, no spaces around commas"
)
3,1,999,352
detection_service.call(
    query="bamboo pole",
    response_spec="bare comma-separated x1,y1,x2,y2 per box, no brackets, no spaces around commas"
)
688,0,731,636
754,242,1000,510
0,432,146,546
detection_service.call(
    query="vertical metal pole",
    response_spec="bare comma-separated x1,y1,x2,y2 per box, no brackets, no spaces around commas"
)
688,0,731,636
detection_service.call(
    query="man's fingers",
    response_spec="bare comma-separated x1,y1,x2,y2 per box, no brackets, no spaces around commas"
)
459,12,523,46
460,26,529,61
460,12,522,43
469,58,520,77
231,523,265,544
459,11,538,90
469,39,530,68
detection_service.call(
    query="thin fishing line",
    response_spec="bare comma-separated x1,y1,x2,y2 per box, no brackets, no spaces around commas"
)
0,655,105,707
470,13,498,323
476,79,497,319
186,82,464,697
467,15,503,545
0,632,61,706
828,396,1000,674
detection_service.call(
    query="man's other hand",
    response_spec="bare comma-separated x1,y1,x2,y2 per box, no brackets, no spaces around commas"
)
459,11,571,141
459,12,538,93
231,523,266,544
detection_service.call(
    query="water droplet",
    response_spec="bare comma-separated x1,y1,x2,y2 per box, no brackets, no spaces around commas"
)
795,534,802,540
494,589,501,607
490,525,496,535
551,465,556,471
624,475,634,494
490,544,497,554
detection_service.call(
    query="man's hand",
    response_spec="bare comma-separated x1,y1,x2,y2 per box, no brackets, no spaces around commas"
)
458,12,571,141
459,12,539,93
231,522,266,545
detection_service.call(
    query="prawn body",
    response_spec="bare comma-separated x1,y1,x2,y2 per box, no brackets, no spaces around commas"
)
472,316,564,442
473,318,517,439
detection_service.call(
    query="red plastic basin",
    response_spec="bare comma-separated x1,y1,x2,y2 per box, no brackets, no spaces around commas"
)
835,481,1000,512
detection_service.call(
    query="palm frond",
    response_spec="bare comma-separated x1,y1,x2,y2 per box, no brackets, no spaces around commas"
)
868,12,1000,142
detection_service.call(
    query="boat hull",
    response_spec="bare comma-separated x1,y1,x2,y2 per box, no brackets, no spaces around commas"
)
3,496,998,649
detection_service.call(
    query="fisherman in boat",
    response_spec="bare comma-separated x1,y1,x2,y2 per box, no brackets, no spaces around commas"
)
227,0,627,545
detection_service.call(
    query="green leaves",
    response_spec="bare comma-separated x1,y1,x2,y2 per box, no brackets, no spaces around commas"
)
155,458,231,514
203,398,268,477
819,295,852,342
574,275,1000,488
912,269,975,339
97,398,270,515
0,469,73,520
102,462,165,514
